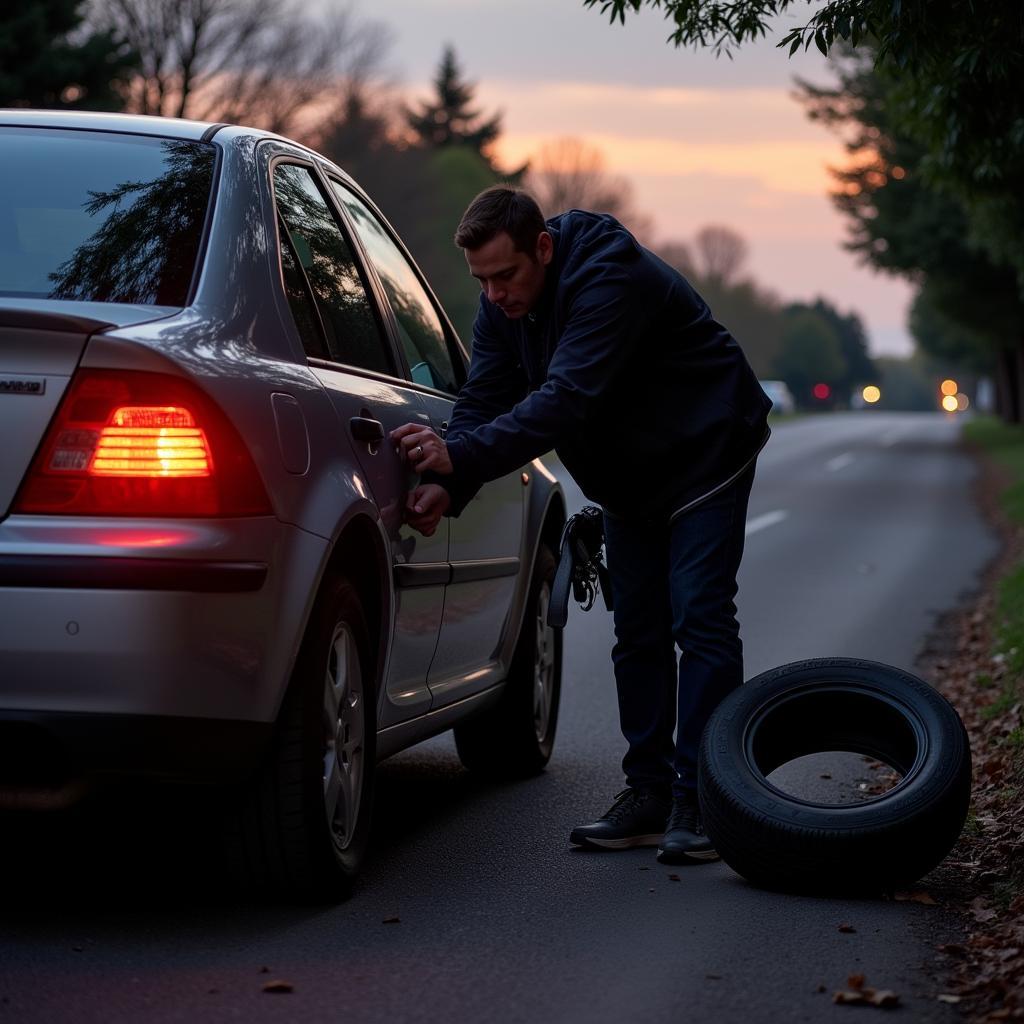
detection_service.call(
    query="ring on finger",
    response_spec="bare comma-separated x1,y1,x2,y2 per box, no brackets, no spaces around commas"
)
412,444,424,458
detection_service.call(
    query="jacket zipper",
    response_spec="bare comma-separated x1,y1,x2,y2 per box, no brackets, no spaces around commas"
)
668,425,772,523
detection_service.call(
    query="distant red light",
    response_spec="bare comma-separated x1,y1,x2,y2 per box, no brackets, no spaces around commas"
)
813,383,831,400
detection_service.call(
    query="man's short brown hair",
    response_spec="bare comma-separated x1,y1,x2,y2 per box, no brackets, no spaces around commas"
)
454,186,547,254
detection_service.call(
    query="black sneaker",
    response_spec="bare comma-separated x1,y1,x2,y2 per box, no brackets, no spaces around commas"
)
656,795,719,864
569,788,671,850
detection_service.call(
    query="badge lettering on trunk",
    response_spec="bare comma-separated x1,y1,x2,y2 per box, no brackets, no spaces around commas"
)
0,377,46,395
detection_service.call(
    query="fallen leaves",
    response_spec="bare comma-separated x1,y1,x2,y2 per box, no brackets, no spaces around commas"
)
382,916,401,924
833,974,900,1008
913,449,1024,1022
892,890,937,905
838,924,857,933
261,980,294,994
970,896,999,924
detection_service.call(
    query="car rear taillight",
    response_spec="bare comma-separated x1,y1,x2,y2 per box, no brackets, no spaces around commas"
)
13,370,272,517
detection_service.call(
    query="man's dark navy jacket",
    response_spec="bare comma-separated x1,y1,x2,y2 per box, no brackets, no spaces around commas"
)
443,210,772,521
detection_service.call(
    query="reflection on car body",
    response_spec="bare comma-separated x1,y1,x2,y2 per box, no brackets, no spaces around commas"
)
0,110,564,899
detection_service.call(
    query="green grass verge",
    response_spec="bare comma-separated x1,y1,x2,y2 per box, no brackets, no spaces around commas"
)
965,418,1024,525
964,418,1024,767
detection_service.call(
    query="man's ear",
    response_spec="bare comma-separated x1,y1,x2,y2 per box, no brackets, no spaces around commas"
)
536,231,554,266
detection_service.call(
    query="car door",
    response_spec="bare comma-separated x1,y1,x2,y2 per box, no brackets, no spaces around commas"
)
271,159,447,727
327,178,526,707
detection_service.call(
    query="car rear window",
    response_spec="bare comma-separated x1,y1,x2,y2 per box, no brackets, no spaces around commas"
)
0,127,216,306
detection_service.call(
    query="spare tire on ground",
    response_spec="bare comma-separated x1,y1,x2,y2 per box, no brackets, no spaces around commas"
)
698,657,971,895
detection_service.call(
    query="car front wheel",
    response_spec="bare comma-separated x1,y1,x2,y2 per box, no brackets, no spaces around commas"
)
454,542,562,778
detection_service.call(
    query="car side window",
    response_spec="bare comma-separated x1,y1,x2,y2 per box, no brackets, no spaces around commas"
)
277,214,329,360
329,180,459,394
272,163,392,375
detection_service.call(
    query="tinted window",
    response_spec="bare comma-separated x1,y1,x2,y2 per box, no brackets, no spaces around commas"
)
0,128,215,306
330,181,459,394
273,164,391,375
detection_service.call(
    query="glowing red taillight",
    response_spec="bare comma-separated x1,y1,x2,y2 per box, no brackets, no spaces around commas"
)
14,370,272,517
90,406,213,477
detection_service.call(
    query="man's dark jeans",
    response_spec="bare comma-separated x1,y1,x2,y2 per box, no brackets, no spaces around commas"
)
603,466,755,800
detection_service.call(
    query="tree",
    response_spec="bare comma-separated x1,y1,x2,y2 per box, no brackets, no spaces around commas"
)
796,297,876,406
693,225,748,288
774,308,846,407
873,355,936,412
525,137,653,239
0,0,135,109
89,0,389,136
403,146,503,344
659,229,786,377
583,1,1024,277
796,48,1024,419
406,46,502,158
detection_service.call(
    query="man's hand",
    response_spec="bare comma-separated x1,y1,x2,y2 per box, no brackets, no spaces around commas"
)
404,483,450,536
390,423,453,474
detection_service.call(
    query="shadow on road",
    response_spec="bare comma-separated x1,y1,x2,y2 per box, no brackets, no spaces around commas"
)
0,745,507,917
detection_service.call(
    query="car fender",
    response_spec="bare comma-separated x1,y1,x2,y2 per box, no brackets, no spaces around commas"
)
496,458,564,668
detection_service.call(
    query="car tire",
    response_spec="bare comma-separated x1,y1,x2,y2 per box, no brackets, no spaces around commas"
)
698,657,971,895
454,542,562,779
224,575,375,901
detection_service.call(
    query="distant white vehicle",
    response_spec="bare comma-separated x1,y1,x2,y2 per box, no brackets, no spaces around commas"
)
759,379,795,415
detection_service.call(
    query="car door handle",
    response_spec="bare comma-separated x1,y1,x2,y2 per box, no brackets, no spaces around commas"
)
350,416,385,443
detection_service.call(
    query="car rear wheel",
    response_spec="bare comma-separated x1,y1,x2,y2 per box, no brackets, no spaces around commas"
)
224,575,375,901
454,543,561,778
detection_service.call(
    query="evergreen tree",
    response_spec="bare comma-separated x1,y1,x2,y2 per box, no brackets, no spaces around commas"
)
407,46,502,157
0,0,135,110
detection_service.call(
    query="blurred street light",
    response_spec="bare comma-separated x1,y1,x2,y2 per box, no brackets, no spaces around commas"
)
941,394,959,412
940,378,958,397
862,385,881,404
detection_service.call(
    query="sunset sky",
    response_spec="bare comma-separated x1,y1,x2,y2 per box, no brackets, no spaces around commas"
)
368,0,914,356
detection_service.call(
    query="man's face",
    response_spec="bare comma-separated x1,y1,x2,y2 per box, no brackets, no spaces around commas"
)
465,230,553,319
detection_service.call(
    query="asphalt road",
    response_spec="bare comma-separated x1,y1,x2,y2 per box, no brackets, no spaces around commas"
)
0,412,998,1023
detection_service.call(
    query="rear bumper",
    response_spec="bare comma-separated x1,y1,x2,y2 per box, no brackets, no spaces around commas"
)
0,554,267,591
0,514,329,723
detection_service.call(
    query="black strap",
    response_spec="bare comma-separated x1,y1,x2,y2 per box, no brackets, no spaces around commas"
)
548,540,575,629
546,506,613,629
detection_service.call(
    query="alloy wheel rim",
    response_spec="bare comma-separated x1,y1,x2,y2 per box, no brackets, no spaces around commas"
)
533,583,556,742
322,621,364,852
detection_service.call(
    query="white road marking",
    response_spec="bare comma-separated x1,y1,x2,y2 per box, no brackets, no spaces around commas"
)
745,509,788,536
826,452,855,472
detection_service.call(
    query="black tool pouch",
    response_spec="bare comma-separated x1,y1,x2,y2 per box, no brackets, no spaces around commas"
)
547,506,614,629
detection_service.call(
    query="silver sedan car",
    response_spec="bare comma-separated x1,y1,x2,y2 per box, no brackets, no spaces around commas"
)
0,110,565,899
